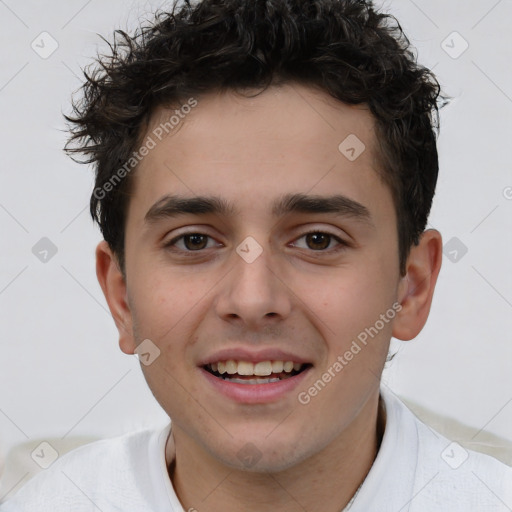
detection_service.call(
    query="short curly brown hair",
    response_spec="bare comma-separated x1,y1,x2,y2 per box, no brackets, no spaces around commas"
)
64,0,446,275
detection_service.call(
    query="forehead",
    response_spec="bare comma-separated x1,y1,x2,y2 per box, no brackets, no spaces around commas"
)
148,84,377,164
128,84,393,226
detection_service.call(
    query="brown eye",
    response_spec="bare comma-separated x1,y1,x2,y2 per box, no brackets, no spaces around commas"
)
305,232,331,250
181,234,209,250
165,233,218,252
292,231,346,252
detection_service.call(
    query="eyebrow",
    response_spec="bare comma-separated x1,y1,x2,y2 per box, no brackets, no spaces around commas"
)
144,193,373,226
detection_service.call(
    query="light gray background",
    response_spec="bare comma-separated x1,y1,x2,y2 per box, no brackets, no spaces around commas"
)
0,0,511,496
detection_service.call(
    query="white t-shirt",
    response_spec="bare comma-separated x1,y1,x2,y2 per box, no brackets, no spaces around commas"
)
1,387,511,511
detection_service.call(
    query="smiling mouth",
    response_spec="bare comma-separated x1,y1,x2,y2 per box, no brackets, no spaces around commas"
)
203,360,311,384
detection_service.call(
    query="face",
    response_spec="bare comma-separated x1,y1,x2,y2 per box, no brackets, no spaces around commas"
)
102,84,417,471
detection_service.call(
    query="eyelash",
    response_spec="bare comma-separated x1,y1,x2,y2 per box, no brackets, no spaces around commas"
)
163,230,349,255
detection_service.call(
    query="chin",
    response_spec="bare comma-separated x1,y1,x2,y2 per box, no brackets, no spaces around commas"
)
207,435,318,474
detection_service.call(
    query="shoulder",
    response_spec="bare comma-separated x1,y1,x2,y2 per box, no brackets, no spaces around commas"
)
397,396,512,510
0,425,171,512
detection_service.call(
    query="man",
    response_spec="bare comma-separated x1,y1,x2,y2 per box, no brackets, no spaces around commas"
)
2,0,511,510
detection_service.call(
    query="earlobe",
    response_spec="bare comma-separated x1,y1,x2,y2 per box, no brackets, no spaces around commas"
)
95,241,136,354
392,229,443,341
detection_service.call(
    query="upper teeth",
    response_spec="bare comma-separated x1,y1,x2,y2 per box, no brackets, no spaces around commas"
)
209,360,303,376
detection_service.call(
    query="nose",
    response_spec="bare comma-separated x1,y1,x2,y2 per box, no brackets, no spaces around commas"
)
214,240,292,330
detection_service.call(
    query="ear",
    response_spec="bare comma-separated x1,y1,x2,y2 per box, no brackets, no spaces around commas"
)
392,229,443,341
96,240,136,355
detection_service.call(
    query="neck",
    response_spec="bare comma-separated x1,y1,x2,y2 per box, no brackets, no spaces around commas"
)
168,391,385,512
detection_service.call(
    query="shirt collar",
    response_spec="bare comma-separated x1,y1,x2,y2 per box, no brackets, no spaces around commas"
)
350,385,419,511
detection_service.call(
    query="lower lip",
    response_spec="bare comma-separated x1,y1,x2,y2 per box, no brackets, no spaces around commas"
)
200,367,312,404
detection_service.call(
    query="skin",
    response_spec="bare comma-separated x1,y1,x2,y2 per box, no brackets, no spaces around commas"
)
96,83,443,511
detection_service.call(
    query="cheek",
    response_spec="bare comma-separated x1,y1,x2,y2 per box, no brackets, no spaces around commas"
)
128,264,206,340
304,255,398,349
